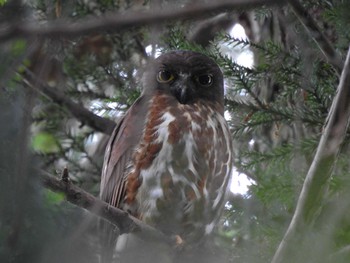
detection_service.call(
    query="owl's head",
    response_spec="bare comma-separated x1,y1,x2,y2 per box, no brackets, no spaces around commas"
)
143,50,224,105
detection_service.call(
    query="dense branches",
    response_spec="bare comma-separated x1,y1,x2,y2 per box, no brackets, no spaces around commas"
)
272,43,350,263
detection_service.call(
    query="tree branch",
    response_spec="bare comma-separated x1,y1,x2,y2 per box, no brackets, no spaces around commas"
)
0,0,284,42
188,13,236,47
271,44,350,263
40,169,172,244
287,0,343,72
330,245,350,261
23,72,116,135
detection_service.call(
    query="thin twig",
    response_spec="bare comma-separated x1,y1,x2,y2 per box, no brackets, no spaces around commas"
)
287,0,343,72
40,170,172,244
330,245,350,261
0,0,284,42
271,44,350,263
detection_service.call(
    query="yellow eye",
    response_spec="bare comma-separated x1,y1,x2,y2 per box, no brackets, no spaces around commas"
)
157,70,175,83
196,74,213,86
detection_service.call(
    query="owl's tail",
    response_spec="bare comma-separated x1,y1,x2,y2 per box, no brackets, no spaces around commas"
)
100,225,174,263
99,218,120,263
99,219,174,263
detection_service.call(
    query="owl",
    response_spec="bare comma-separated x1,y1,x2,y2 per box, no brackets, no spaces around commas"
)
100,50,233,262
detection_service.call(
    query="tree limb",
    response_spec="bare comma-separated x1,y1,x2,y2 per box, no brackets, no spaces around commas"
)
0,0,284,42
40,169,172,244
23,72,116,135
271,44,350,263
287,0,343,72
188,13,236,47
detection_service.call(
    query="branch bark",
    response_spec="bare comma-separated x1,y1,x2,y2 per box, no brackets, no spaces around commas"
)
188,13,236,47
287,0,343,72
40,170,172,244
0,0,284,42
271,44,350,263
23,72,116,135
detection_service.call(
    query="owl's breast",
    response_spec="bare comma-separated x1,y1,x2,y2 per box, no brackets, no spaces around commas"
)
124,94,233,240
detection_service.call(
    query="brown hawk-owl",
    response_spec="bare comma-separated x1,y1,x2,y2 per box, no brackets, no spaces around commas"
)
100,50,233,262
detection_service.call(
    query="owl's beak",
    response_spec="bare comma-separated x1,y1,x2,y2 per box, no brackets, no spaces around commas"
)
179,86,189,104
173,85,193,104
171,76,195,104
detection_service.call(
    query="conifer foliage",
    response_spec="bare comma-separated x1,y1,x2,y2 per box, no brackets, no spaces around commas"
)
1,1,350,262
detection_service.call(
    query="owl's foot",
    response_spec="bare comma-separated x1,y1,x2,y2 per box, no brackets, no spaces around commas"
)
170,234,185,251
175,235,184,246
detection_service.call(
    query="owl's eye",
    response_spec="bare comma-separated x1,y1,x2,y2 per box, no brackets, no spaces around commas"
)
196,74,213,86
157,70,175,83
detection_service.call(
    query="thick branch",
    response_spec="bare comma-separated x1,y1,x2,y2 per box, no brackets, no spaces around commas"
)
40,170,171,244
0,0,283,41
288,0,343,72
24,73,116,135
272,44,350,263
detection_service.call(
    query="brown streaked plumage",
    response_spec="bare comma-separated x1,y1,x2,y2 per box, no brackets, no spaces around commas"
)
100,50,233,262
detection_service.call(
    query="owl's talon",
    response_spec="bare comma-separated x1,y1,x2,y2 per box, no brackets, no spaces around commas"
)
171,234,185,251
175,235,184,245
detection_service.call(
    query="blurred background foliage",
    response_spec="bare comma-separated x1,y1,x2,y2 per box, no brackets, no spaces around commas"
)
1,0,350,262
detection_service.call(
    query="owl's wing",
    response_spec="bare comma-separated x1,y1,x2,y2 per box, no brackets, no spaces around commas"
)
100,96,148,207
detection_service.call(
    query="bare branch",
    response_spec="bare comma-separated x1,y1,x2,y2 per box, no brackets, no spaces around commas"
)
0,0,284,42
23,72,116,135
287,0,343,72
272,44,350,263
40,170,172,244
330,245,350,261
188,13,236,47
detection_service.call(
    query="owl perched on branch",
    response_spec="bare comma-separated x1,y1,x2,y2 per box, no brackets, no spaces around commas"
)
100,50,233,263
